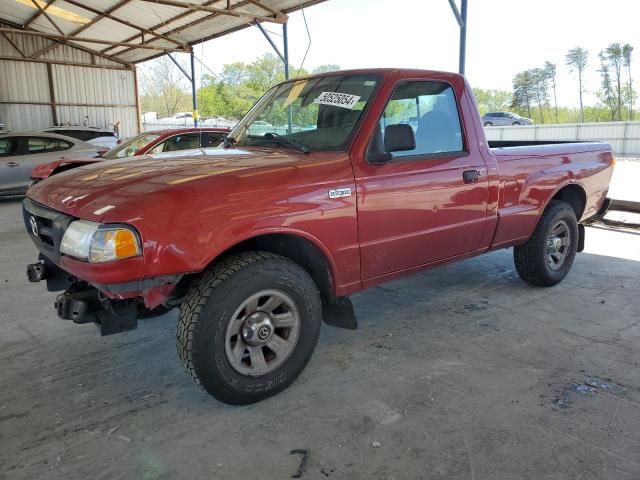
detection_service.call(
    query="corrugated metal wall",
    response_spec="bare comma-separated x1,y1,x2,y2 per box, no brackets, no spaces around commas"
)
485,122,640,155
0,24,139,137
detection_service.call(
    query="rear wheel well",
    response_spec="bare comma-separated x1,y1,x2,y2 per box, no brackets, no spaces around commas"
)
550,184,586,220
172,234,334,304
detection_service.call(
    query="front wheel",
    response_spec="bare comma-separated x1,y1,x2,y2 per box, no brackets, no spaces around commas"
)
484,122,493,126
514,200,579,286
177,252,321,405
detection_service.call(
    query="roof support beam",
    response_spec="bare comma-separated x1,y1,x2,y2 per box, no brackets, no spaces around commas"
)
29,0,65,36
167,53,192,82
1,32,27,57
24,0,57,28
447,0,464,27
255,22,284,63
60,0,189,50
447,0,468,75
0,55,132,70
0,27,189,53
246,0,283,17
30,0,133,60
100,0,221,55
137,0,288,24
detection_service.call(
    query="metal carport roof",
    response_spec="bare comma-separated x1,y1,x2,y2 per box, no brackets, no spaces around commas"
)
0,0,327,66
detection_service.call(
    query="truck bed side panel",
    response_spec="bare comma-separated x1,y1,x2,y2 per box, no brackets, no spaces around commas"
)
490,143,613,248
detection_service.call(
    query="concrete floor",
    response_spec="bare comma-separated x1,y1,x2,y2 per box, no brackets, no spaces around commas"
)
1,161,640,479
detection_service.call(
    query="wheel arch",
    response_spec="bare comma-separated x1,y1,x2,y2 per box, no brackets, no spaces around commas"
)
173,231,338,303
544,182,587,221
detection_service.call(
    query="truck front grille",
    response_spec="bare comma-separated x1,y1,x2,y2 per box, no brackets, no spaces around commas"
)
23,198,74,262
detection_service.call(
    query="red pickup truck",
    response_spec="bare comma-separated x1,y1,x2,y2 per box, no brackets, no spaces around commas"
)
24,69,613,404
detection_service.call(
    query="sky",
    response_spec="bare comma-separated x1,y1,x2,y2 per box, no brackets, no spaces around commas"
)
158,0,640,108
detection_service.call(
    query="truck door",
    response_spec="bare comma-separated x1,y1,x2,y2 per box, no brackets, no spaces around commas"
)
353,80,489,279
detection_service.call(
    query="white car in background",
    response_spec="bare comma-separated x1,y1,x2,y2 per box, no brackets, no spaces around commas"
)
0,132,103,197
41,126,119,149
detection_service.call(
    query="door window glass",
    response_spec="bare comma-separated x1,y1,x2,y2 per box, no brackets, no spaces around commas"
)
0,137,18,157
149,133,200,153
379,81,463,157
27,137,73,153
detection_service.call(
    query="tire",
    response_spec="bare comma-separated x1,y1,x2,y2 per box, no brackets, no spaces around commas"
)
484,122,493,126
177,252,322,405
512,122,521,126
514,200,579,287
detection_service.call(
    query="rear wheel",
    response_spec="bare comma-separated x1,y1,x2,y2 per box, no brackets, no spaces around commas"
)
177,252,321,405
484,122,493,126
514,200,578,286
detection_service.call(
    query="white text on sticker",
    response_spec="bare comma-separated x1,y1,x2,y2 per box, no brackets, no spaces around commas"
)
314,92,361,110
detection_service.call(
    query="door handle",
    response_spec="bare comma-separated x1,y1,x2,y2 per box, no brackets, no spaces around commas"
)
7,162,20,167
463,169,480,184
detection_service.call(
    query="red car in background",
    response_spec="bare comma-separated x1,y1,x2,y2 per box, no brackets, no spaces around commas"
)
31,127,230,182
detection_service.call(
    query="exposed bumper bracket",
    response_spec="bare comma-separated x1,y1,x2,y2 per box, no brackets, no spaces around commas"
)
55,286,138,336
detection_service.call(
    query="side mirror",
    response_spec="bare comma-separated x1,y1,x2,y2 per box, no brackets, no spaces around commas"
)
384,124,416,153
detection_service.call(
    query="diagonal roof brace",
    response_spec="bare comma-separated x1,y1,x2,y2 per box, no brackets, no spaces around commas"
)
0,27,190,53
60,0,189,50
167,52,192,82
255,21,284,63
137,0,288,24
447,0,464,27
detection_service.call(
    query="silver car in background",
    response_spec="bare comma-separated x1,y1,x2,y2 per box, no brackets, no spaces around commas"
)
41,126,119,149
0,132,102,197
482,112,533,126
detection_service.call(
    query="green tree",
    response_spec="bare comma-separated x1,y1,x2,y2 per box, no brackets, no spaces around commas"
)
623,44,634,120
529,68,550,123
599,43,625,120
194,54,327,121
512,71,535,119
139,56,191,117
544,61,558,123
472,88,512,115
565,47,589,122
598,51,617,120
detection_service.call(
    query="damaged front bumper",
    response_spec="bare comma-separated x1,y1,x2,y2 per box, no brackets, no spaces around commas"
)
26,255,181,336
23,198,182,335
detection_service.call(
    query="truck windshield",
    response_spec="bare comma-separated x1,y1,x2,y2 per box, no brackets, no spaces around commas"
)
102,133,161,159
228,74,379,152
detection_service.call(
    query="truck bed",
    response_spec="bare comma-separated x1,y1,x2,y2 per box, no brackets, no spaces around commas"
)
488,141,613,248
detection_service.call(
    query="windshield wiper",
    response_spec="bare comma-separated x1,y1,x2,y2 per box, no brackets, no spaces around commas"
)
260,133,310,154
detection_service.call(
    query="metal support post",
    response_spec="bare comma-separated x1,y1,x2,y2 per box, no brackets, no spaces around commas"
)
190,51,198,127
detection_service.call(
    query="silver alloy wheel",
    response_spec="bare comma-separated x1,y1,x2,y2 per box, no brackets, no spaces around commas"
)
224,289,301,377
546,220,571,270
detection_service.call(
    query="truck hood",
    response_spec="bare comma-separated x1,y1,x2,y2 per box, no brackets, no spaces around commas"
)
27,148,306,222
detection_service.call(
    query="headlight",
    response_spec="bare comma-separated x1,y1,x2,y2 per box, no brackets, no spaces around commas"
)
60,220,141,263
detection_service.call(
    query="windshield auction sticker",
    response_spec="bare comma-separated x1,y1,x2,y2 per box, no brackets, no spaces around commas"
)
314,92,361,109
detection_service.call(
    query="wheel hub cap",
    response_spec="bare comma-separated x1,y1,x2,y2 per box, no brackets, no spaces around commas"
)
546,220,570,271
241,312,274,346
224,289,301,377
